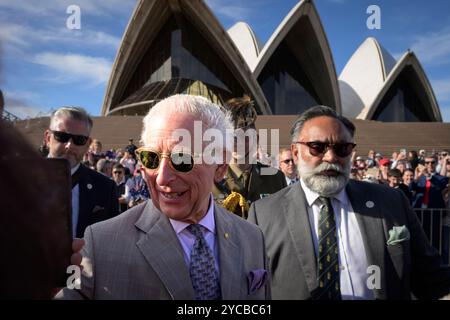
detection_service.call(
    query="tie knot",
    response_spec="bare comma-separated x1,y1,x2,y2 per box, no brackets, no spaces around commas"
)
187,224,204,239
318,197,332,207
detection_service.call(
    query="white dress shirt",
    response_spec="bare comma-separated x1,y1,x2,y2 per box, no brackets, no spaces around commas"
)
285,176,299,186
170,194,220,275
300,179,374,300
71,163,80,238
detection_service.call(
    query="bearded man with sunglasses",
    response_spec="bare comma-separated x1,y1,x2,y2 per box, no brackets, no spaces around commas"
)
44,107,119,238
248,105,450,300
56,95,270,300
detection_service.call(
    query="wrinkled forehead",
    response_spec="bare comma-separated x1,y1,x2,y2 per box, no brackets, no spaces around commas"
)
300,116,353,142
143,113,205,150
52,115,90,135
280,150,292,159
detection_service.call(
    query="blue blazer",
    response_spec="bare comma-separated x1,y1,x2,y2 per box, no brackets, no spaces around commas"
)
76,164,119,238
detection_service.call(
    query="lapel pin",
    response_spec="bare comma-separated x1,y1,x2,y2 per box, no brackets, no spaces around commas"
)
224,232,229,239
365,201,374,208
87,183,93,190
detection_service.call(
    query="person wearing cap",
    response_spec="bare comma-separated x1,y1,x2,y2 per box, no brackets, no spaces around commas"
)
213,95,287,218
355,156,365,168
377,158,391,184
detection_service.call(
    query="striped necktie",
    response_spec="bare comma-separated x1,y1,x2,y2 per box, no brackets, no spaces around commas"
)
187,224,221,300
316,197,341,300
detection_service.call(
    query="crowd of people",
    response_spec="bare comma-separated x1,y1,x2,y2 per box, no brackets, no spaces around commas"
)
78,137,150,213
2,93,450,300
347,149,449,205
277,145,450,263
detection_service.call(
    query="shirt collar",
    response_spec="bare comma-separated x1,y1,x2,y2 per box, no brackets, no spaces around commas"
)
170,194,216,235
71,163,81,175
115,178,126,186
300,178,349,207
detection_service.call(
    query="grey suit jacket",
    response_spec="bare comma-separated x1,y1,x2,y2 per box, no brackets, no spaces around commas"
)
248,180,450,300
58,200,270,300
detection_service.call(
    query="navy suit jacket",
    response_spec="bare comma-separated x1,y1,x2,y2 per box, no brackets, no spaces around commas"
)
75,164,119,238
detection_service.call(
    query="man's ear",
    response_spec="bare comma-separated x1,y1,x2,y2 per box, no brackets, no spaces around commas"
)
214,164,228,183
44,129,51,146
291,143,299,164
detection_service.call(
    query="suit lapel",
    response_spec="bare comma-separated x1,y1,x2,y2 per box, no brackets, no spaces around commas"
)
283,184,318,293
248,164,262,200
135,202,195,300
346,181,387,299
77,165,92,237
214,206,244,299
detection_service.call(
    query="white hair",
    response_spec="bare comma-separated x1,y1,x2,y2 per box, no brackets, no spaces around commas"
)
297,153,351,197
141,94,234,155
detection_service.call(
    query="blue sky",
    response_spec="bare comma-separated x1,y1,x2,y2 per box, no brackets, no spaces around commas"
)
1,0,450,122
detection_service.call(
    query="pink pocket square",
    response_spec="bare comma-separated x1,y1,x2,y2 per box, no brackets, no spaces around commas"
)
247,269,268,295
92,205,105,213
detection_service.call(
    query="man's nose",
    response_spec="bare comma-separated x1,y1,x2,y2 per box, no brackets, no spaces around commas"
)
321,147,339,163
155,157,176,186
64,138,75,149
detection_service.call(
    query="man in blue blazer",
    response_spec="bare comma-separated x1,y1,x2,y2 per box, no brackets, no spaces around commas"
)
45,107,119,238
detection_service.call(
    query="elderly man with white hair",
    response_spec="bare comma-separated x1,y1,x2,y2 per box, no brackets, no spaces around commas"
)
57,95,270,300
248,105,450,300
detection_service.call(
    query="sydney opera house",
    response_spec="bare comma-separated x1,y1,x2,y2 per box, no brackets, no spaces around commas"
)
102,0,442,123
12,0,449,156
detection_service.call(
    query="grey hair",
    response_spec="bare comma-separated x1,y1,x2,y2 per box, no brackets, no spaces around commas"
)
290,105,355,143
96,158,110,173
49,106,93,133
141,94,234,153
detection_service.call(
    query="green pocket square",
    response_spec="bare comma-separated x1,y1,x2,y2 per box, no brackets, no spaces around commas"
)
387,225,410,245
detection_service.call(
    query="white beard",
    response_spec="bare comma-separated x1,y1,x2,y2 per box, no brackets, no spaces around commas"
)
298,158,351,197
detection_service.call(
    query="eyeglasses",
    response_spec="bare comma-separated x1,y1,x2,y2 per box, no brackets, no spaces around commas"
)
50,130,89,146
113,171,123,175
281,159,294,165
294,141,356,158
425,161,436,165
136,148,198,173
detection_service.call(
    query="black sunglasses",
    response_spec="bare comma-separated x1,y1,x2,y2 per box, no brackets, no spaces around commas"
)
136,148,198,173
113,171,123,175
294,141,356,158
281,159,294,165
50,130,89,146
425,161,436,165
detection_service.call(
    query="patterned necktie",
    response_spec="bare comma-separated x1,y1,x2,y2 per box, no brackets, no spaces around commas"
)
187,224,221,300
316,197,341,300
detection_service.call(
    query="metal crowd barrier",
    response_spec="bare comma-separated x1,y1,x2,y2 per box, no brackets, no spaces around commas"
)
413,208,450,264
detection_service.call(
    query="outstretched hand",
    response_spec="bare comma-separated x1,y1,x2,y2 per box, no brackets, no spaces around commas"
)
71,238,85,267
51,238,85,298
